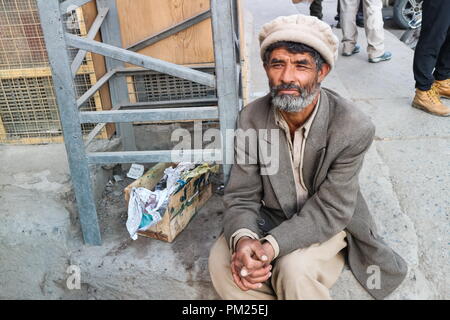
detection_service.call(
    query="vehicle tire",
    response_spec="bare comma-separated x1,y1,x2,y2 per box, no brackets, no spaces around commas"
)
393,0,423,30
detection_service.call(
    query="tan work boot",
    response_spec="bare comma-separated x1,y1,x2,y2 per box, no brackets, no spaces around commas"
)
433,79,450,99
412,87,450,117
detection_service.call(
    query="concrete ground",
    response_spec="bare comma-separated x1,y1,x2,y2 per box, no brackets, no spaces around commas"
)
0,0,448,299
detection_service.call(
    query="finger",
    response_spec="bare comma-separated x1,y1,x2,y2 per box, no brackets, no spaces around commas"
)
231,260,241,277
234,251,258,275
231,269,249,291
241,276,264,290
234,257,244,270
231,253,241,269
250,242,269,262
232,261,249,286
245,272,272,284
242,254,265,271
232,273,248,291
240,266,249,278
246,264,272,278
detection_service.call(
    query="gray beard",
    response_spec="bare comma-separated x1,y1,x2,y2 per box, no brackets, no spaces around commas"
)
271,85,320,113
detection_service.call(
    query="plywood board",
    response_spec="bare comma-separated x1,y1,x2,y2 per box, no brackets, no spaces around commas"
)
116,0,214,65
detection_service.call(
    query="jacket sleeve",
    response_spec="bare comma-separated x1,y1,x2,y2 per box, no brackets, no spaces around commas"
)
268,124,376,257
222,114,264,248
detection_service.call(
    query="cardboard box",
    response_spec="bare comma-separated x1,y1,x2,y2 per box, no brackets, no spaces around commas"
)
124,163,218,242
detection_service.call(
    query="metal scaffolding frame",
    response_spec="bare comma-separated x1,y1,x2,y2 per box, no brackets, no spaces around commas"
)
36,0,242,245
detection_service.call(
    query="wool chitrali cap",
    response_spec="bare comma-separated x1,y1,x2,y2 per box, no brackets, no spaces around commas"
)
259,14,339,69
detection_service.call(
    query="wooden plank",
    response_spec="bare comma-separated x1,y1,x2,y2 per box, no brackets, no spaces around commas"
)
61,0,94,13
126,76,136,103
0,66,92,79
81,0,115,138
0,115,7,141
0,136,65,145
126,9,211,52
116,0,214,65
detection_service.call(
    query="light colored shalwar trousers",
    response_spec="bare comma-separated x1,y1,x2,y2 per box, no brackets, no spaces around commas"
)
340,0,385,59
208,231,347,300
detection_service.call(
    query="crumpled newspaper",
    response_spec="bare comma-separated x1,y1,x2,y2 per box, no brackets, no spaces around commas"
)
126,187,169,240
163,162,195,194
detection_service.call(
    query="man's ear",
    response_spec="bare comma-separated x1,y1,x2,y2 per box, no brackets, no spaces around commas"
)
318,63,331,82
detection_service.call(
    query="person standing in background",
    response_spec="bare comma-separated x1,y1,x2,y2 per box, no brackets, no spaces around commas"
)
292,0,323,20
412,0,450,116
335,0,364,28
340,0,391,63
309,0,323,20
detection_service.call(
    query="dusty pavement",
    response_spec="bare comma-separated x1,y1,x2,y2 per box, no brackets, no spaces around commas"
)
0,0,448,299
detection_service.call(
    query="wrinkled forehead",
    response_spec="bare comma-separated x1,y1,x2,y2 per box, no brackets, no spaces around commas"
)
268,47,316,64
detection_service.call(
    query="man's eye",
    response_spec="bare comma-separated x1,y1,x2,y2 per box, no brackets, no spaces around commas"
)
272,64,282,68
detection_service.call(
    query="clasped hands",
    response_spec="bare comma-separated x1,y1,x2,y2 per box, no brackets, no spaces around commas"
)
231,237,275,291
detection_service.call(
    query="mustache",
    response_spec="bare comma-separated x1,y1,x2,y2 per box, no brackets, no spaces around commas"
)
271,83,303,94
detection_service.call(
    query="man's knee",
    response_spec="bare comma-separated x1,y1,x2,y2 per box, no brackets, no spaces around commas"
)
208,234,230,282
274,249,318,280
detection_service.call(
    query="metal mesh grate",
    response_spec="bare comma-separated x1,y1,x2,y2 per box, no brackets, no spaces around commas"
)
0,76,59,137
0,0,101,144
0,0,48,69
0,75,96,140
128,69,216,103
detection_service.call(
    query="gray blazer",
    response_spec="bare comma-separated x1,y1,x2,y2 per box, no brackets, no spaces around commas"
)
223,88,408,300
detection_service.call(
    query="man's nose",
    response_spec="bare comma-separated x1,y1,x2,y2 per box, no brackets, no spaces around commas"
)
280,65,296,84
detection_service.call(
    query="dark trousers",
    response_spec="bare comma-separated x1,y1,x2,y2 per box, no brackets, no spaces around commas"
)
413,0,450,90
310,0,323,20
